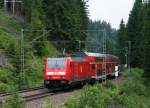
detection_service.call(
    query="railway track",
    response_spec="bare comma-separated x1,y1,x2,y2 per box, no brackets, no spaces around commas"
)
0,75,124,104
0,86,48,103
23,91,54,101
0,86,44,97
0,86,70,104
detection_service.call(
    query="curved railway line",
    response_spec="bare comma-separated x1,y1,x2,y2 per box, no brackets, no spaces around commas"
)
23,91,54,101
0,86,75,103
0,86,44,97
0,86,49,103
0,74,124,105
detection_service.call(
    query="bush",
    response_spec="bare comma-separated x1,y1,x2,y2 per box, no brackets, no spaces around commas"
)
0,69,13,83
121,68,146,96
65,83,119,108
0,93,25,108
0,69,17,92
64,70,150,108
0,82,9,92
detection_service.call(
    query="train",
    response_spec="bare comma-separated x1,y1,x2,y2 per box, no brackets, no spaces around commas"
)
44,51,120,89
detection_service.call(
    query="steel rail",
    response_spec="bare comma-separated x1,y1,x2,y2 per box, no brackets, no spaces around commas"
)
0,86,44,97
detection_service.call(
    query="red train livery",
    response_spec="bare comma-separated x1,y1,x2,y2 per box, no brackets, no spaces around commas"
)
44,52,120,89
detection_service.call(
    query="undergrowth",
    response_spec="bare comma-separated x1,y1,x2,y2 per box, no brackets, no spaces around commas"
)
0,10,59,92
43,68,150,108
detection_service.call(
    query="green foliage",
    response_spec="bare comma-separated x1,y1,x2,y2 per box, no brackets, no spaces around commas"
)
118,68,150,108
117,19,127,64
126,0,144,67
0,68,18,92
0,69,13,83
86,20,117,53
64,98,79,108
0,29,18,51
117,0,150,83
65,83,119,108
0,17,20,92
0,82,9,92
25,0,47,57
64,68,150,108
1,93,25,108
43,42,60,56
0,9,59,92
43,0,88,51
25,58,44,87
121,68,146,95
141,1,150,83
0,0,3,9
23,0,88,55
0,11,22,34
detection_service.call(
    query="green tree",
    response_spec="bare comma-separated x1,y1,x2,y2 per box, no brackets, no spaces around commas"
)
86,20,117,53
43,0,88,51
126,0,143,67
117,19,127,64
23,0,31,22
0,0,3,8
24,0,48,57
141,1,150,83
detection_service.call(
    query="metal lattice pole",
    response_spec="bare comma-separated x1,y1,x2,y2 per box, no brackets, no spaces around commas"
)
19,28,25,89
125,41,131,74
4,0,23,16
142,0,149,4
19,29,52,89
102,29,107,83
128,41,131,75
4,0,7,12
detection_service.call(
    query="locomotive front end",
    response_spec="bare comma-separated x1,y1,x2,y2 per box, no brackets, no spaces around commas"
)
44,58,69,89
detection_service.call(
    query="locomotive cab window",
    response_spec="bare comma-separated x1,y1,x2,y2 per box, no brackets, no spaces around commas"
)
47,58,66,68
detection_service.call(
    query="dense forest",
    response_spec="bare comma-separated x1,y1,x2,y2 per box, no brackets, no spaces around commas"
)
117,0,150,84
24,0,89,54
86,20,117,53
0,0,89,91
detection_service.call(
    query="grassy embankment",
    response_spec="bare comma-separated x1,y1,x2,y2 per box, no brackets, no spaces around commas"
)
0,10,59,92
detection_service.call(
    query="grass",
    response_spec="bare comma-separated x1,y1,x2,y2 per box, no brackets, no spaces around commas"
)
0,9,59,92
0,10,22,35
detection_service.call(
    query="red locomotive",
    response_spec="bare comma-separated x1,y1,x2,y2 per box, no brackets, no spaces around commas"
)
44,51,120,89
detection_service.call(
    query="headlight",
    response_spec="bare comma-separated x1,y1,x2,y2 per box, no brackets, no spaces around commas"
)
47,72,66,75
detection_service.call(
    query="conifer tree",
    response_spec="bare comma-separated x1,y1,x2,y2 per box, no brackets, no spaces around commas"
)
126,0,143,67
29,0,47,56
43,0,88,51
86,20,117,53
141,1,150,82
23,0,32,22
0,0,3,8
117,19,127,64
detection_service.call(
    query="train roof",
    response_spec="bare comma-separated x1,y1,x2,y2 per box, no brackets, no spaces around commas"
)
84,51,119,59
47,57,87,62
47,51,119,60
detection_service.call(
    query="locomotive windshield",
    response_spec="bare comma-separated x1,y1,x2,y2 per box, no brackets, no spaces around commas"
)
47,58,66,68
